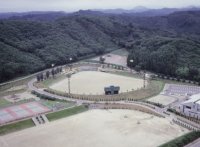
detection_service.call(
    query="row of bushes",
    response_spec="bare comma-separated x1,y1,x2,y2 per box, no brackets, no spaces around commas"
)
159,131,200,147
31,90,56,101
154,74,200,85
167,108,200,124
143,100,165,108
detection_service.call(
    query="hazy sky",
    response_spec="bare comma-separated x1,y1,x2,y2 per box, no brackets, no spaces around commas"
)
0,0,200,12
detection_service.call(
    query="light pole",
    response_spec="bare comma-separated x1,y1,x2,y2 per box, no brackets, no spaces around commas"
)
69,57,73,71
129,59,134,73
67,58,73,94
67,74,71,94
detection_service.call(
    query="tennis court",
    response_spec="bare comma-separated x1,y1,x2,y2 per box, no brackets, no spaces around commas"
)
0,102,51,125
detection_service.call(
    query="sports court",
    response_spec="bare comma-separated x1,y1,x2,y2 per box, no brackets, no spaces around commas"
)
0,102,51,125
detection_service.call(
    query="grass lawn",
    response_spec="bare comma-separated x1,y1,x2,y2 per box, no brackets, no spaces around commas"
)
0,98,11,108
42,74,66,87
108,71,142,79
46,105,88,121
0,119,34,135
41,99,75,109
154,81,165,94
133,80,165,100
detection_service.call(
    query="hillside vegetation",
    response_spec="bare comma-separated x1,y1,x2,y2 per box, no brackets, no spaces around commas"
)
0,10,200,83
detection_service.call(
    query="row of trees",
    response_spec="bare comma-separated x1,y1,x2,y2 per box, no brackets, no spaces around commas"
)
36,67,62,82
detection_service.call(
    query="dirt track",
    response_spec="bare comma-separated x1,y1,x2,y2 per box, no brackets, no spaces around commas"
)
0,109,188,147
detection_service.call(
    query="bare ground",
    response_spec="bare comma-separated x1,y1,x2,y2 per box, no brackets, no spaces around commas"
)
50,71,144,95
0,109,188,147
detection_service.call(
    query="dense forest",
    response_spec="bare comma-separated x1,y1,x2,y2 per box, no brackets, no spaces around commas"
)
0,10,200,83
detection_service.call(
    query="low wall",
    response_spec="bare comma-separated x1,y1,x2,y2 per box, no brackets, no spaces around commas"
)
89,103,164,118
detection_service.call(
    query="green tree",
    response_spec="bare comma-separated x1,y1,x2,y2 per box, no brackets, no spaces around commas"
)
175,67,189,79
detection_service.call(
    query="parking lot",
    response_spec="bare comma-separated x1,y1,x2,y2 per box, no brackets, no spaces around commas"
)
164,84,200,96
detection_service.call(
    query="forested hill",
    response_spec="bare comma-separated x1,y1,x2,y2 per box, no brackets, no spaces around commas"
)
0,10,200,83
0,12,129,82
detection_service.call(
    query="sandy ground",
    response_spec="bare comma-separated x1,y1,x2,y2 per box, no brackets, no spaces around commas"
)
92,53,127,66
50,71,143,94
0,109,188,147
148,95,178,106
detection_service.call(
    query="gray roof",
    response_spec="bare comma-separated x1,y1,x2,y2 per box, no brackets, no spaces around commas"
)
104,85,120,91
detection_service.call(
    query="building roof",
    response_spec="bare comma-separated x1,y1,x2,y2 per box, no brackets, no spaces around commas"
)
183,93,200,105
104,86,120,91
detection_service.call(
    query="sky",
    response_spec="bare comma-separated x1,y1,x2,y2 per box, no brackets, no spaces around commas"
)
0,0,200,12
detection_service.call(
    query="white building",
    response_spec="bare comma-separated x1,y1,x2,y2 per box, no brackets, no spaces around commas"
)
179,93,200,119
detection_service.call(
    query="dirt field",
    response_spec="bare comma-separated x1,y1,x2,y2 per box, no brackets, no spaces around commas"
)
50,71,144,94
92,53,127,66
148,94,178,106
0,109,188,147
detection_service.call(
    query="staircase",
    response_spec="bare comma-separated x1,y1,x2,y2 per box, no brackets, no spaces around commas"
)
32,114,49,126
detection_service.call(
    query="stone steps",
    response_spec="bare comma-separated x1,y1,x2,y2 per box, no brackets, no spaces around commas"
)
32,115,49,126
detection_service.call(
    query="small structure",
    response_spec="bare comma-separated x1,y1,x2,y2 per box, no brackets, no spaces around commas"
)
179,93,200,119
104,85,120,95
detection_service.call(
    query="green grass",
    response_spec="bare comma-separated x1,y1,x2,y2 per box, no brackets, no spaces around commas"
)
42,74,66,87
42,100,60,108
134,80,165,101
159,131,200,147
154,80,165,94
157,78,197,86
46,105,88,121
141,80,165,100
0,98,11,108
108,71,142,79
0,119,34,135
41,99,75,109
